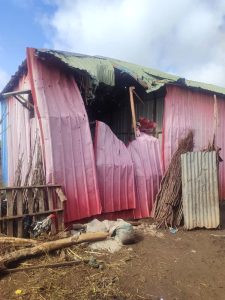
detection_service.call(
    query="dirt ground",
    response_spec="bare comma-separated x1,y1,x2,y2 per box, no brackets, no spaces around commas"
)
0,220,225,300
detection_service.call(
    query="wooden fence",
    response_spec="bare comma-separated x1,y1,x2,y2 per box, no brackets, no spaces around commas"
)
0,184,66,237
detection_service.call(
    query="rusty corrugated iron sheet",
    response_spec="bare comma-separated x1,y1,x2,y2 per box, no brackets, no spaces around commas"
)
163,85,225,200
27,48,102,223
181,151,220,229
94,121,136,213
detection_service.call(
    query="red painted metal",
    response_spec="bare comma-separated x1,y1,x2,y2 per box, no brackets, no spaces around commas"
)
27,48,102,223
94,121,136,212
128,133,163,218
7,74,39,186
163,85,225,199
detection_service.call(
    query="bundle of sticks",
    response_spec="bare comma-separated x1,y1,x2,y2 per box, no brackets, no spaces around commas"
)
154,130,194,228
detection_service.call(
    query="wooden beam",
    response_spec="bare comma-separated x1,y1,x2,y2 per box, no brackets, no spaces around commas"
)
0,208,63,221
1,89,31,99
129,86,137,138
0,184,62,191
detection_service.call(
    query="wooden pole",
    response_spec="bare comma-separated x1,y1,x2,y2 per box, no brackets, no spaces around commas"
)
129,87,137,138
0,232,108,272
213,94,218,145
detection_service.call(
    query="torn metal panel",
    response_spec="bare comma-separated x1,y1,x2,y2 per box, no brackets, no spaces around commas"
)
181,151,220,229
94,121,136,213
35,48,225,96
128,133,163,218
27,48,102,223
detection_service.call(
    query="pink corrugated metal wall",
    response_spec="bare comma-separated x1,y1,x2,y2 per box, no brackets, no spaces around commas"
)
27,48,102,223
94,121,136,213
7,74,40,185
163,85,225,199
128,134,163,218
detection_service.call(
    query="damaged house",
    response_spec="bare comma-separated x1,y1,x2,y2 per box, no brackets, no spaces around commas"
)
1,48,225,226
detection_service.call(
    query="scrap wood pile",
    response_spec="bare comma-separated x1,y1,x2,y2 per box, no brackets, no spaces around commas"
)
154,130,194,228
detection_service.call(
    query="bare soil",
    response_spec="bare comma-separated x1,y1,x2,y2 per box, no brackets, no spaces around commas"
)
0,221,225,300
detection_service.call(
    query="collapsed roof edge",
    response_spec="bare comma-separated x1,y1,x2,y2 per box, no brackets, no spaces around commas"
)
2,47,225,98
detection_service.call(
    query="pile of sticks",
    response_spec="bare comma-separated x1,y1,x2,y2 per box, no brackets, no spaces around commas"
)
154,131,194,228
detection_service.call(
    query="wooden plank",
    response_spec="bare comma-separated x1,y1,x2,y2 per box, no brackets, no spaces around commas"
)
0,209,63,221
56,212,64,232
38,189,45,212
6,191,13,236
0,184,61,191
55,188,67,209
17,190,23,237
129,86,137,138
27,189,34,214
47,187,56,234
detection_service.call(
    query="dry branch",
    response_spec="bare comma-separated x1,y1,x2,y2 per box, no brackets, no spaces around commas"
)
154,131,194,228
5,260,85,274
0,232,108,272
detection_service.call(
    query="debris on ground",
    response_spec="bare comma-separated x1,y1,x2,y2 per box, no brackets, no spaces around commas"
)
71,219,136,253
154,131,194,228
169,227,178,234
134,223,164,238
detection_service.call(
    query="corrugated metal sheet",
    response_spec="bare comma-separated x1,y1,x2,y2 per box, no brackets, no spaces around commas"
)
181,151,220,229
35,49,225,96
7,74,37,186
128,133,163,218
94,121,136,213
27,48,102,223
163,85,225,200
1,72,43,188
1,98,8,184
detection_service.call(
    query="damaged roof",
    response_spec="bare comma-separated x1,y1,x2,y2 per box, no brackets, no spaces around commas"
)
2,47,225,97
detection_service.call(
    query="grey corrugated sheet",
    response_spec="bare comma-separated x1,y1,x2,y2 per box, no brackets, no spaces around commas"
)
181,151,220,229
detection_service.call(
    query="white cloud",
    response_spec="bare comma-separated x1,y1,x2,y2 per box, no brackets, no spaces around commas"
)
0,68,9,91
41,0,225,87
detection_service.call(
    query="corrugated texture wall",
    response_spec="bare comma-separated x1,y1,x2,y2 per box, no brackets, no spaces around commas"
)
163,85,225,199
181,151,220,229
128,133,163,218
94,121,136,213
7,75,33,185
1,73,43,187
1,98,8,184
27,48,102,223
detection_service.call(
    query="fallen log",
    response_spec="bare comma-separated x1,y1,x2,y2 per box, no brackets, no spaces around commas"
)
0,237,38,246
0,232,108,272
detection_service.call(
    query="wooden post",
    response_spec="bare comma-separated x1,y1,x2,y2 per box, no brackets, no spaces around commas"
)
47,187,56,234
129,86,137,138
213,94,218,144
38,188,45,212
27,188,34,213
17,190,23,237
6,191,13,236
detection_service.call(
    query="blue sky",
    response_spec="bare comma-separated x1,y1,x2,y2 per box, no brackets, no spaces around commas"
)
0,0,225,90
0,0,54,75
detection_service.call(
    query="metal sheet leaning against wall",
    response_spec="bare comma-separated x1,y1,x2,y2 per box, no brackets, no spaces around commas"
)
181,151,220,229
